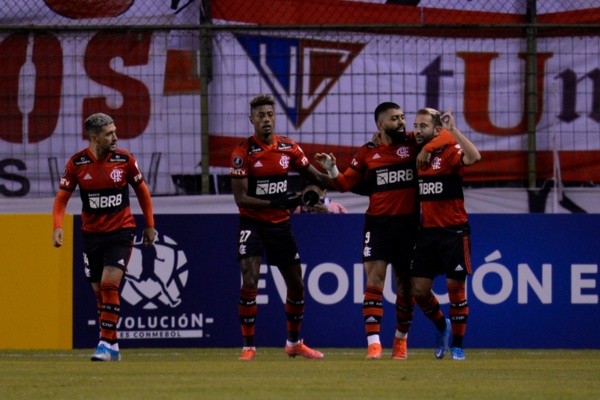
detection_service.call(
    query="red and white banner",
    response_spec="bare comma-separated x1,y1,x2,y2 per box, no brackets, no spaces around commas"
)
209,0,600,184
344,0,599,14
1,0,200,25
0,30,201,197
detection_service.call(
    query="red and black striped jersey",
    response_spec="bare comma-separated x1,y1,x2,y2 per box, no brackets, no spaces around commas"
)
229,134,310,224
418,134,468,228
59,148,144,233
334,134,419,216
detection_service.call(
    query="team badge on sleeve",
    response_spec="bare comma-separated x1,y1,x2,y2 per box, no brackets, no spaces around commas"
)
232,156,244,167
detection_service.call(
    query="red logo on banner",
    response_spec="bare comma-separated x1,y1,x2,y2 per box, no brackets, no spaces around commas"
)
44,0,133,19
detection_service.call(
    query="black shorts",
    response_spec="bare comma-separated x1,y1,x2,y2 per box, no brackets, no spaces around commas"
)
82,229,135,282
237,217,301,268
410,225,472,280
362,214,418,269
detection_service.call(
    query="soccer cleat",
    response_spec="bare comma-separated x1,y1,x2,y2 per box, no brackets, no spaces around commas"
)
91,344,121,362
284,340,324,359
435,318,451,359
238,347,256,361
365,343,382,359
451,347,466,361
391,337,408,360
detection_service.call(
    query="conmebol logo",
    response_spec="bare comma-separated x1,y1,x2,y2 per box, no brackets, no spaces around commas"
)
122,232,188,310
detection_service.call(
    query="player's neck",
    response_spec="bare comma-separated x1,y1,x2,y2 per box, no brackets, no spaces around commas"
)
256,132,275,146
379,133,393,146
89,144,109,160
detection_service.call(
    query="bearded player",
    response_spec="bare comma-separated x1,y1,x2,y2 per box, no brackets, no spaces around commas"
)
316,102,452,360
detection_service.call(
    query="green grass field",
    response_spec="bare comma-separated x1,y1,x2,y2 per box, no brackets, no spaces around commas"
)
1,348,599,400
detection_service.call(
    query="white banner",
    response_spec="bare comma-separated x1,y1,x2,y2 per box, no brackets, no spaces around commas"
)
212,32,600,152
344,0,600,13
0,30,200,196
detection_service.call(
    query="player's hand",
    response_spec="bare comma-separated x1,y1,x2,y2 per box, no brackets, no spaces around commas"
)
441,109,456,131
270,193,302,210
143,227,156,247
315,152,336,168
416,149,431,170
53,228,64,248
314,153,339,178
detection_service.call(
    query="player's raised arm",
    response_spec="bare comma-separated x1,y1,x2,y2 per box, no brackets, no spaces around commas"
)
442,110,481,166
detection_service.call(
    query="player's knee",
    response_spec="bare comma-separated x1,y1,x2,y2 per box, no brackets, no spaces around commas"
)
411,285,429,300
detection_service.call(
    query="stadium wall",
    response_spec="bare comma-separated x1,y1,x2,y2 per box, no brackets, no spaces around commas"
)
1,212,597,350
69,213,598,350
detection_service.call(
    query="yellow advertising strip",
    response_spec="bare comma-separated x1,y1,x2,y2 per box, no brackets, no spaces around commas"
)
0,214,73,349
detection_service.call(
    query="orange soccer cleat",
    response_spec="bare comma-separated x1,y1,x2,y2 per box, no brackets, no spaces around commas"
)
391,337,408,360
284,340,324,359
238,347,256,361
365,343,382,359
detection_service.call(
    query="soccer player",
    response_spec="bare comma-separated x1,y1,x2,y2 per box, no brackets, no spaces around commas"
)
316,102,452,360
411,108,481,361
52,113,156,362
229,94,331,361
